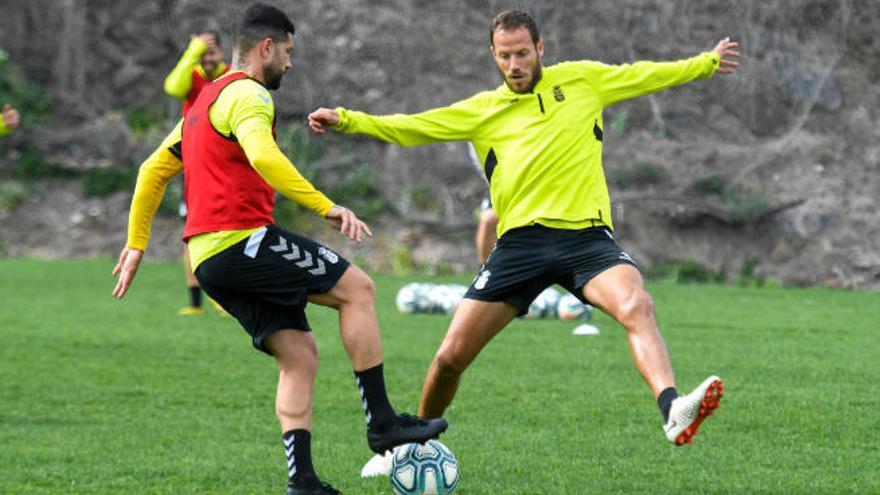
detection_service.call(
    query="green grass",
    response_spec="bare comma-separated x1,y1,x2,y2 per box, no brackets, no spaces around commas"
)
1,258,878,494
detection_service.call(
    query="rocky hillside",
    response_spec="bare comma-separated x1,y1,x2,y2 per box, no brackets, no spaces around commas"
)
0,0,877,288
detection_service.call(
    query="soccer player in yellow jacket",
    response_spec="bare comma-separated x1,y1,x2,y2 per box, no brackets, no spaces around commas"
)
164,30,230,316
113,4,447,494
0,103,20,137
309,10,740,453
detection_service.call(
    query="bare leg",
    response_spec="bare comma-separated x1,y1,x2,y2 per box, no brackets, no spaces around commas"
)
475,208,499,265
418,299,518,418
582,263,675,398
309,265,382,372
265,329,319,432
183,243,199,289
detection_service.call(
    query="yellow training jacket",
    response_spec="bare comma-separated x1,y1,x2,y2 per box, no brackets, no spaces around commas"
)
334,52,720,237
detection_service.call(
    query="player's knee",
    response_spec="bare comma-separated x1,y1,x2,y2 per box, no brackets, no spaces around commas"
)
434,347,467,376
351,270,376,305
338,266,376,306
617,289,655,328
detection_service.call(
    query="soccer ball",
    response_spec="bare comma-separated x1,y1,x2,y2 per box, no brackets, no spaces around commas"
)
396,283,428,313
525,287,561,319
390,440,459,495
557,293,593,321
431,284,467,314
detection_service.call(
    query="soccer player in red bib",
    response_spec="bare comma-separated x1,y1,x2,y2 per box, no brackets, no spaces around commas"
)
164,29,232,316
113,4,447,494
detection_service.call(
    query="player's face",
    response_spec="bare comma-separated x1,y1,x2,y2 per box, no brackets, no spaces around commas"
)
491,27,544,94
263,33,293,90
200,46,224,74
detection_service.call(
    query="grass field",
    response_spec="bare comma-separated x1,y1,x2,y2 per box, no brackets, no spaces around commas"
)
1,258,878,494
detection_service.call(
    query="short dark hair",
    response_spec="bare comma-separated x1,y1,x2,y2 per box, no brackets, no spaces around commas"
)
490,10,540,46
234,3,296,54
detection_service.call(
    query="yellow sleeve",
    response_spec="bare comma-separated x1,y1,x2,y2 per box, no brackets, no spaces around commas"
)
333,93,486,146
126,120,184,251
211,78,334,216
240,130,335,217
0,118,10,137
583,52,720,107
164,38,207,100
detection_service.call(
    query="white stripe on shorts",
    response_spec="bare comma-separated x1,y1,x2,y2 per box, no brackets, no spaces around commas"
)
243,227,268,258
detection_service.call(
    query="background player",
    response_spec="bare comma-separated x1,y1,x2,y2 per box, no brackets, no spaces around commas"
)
467,141,498,266
164,30,230,316
0,103,20,138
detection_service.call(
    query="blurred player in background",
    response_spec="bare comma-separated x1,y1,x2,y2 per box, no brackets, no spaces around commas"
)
0,103,20,138
164,30,230,316
467,142,498,265
114,4,446,494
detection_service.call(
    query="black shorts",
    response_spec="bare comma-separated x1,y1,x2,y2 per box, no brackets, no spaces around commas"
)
194,225,350,355
464,224,637,316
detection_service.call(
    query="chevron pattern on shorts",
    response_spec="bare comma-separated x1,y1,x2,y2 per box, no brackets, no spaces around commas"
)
269,236,327,275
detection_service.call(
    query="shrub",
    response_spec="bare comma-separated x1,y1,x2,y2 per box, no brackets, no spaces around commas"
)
82,166,136,197
0,181,26,210
645,259,726,284
609,162,668,189
14,147,74,179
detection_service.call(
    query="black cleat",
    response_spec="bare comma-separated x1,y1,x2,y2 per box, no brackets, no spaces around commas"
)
367,413,449,454
285,474,341,495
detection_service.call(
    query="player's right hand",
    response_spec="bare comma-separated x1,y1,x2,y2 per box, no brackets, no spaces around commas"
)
2,104,20,130
307,108,340,134
112,247,144,299
194,33,217,50
325,205,372,243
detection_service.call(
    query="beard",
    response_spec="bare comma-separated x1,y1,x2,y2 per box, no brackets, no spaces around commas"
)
263,63,285,90
499,63,542,94
263,51,287,90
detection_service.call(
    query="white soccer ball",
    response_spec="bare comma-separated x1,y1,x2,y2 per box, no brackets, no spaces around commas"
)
557,293,593,321
525,287,562,319
396,283,426,314
391,440,459,495
433,284,467,314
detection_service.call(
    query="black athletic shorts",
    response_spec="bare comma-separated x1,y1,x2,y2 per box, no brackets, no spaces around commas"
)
194,225,350,355
464,224,637,316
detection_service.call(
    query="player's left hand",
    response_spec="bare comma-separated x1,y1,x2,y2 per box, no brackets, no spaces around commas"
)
112,247,144,299
325,205,372,243
712,37,740,74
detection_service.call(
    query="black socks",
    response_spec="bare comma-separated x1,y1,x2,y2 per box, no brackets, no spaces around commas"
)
354,363,396,429
658,387,679,423
189,286,202,308
283,429,315,484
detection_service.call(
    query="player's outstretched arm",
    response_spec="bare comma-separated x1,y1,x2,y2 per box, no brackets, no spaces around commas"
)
308,97,482,146
712,37,740,75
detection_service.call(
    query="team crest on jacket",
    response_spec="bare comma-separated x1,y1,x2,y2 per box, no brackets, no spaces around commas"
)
553,85,565,102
